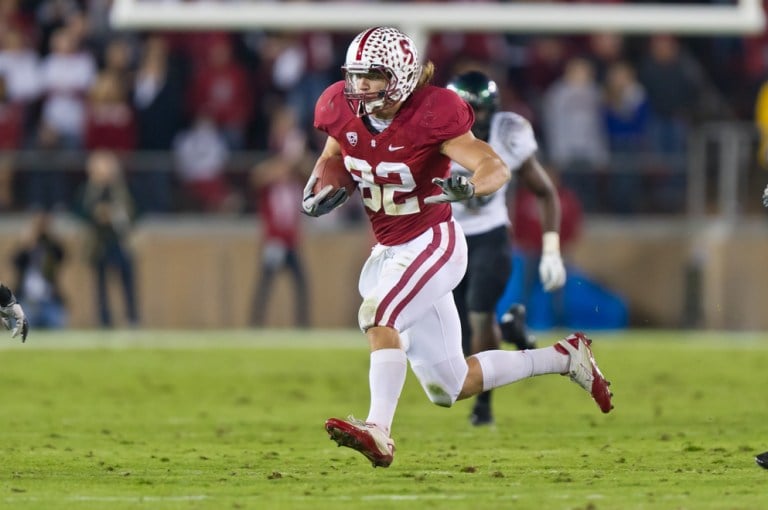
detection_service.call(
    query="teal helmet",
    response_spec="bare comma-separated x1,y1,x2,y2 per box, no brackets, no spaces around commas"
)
446,71,499,141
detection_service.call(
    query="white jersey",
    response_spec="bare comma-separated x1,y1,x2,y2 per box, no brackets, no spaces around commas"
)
450,111,538,236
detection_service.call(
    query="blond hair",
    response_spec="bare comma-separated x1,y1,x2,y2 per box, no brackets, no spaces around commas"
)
416,61,435,89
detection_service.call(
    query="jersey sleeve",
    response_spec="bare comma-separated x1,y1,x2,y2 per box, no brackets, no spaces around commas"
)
489,112,538,172
419,87,475,144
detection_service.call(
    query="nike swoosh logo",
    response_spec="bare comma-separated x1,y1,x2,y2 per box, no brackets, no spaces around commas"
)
388,144,405,151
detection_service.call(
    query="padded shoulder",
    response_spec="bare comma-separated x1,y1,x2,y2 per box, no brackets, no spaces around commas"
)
314,81,349,134
407,86,474,145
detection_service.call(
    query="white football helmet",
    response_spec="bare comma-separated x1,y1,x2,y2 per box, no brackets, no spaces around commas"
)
342,27,422,117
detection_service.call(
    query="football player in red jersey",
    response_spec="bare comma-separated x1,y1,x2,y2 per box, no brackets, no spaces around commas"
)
303,27,612,468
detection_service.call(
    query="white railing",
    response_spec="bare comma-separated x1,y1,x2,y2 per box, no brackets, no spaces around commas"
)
687,122,758,221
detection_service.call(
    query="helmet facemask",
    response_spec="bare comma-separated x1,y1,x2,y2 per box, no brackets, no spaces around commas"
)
342,66,399,116
342,27,421,117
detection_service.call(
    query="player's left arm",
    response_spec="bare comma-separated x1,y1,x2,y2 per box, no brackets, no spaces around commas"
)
444,132,510,196
427,132,510,203
518,156,566,292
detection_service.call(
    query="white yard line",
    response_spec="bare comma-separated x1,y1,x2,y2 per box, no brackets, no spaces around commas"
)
0,330,366,351
0,330,765,351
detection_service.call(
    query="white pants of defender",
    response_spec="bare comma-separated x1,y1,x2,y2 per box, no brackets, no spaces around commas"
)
358,220,469,407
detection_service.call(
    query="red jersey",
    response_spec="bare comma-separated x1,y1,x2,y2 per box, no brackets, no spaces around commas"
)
314,81,474,245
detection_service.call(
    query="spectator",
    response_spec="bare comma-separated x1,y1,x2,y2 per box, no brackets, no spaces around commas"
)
77,150,138,328
269,31,336,136
601,60,650,214
186,35,252,149
172,112,239,213
266,103,307,162
637,34,703,210
250,155,309,328
425,31,510,86
524,36,573,105
12,210,68,329
0,27,41,143
133,34,186,213
34,0,81,56
0,75,25,151
84,71,137,152
0,0,37,46
28,28,94,210
0,72,21,208
541,56,609,211
585,32,626,83
100,36,136,91
38,26,96,150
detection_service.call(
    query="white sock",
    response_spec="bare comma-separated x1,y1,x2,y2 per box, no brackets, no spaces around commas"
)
474,346,568,391
366,348,407,435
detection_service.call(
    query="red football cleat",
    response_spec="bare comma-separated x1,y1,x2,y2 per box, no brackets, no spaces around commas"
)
555,332,614,413
325,416,395,468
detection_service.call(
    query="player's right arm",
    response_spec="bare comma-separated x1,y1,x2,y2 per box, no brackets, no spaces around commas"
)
518,156,566,292
518,155,559,234
301,136,348,217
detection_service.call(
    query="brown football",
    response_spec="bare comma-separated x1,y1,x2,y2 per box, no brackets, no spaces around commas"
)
312,155,356,196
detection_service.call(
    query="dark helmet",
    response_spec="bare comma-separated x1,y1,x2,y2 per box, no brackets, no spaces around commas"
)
446,71,500,141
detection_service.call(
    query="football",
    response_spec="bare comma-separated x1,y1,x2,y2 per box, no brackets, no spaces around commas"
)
312,155,356,196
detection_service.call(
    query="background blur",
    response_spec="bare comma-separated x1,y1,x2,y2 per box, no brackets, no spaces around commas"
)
0,0,767,331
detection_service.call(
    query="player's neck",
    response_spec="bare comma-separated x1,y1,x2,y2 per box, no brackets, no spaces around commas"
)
367,114,393,133
371,100,403,120
367,101,403,132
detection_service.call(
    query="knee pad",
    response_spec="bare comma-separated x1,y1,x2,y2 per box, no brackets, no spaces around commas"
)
410,355,468,408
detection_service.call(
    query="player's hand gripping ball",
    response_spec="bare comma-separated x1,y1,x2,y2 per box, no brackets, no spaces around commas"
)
312,155,356,197
301,155,355,217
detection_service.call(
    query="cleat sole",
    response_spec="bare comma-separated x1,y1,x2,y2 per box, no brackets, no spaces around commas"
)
325,418,394,468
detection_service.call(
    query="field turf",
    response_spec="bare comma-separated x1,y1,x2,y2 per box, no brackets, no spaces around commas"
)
0,329,766,509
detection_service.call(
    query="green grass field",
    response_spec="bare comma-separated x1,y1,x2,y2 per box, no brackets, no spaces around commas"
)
0,329,766,510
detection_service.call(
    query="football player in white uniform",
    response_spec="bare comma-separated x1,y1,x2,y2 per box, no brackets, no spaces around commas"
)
447,71,566,426
0,282,28,342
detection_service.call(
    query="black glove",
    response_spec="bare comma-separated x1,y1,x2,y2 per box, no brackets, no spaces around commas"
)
424,175,475,204
301,175,348,217
0,283,28,342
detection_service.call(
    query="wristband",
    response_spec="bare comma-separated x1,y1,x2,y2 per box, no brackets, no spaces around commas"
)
542,231,560,255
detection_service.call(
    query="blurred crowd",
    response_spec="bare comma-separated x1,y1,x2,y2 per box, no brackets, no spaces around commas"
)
0,0,766,216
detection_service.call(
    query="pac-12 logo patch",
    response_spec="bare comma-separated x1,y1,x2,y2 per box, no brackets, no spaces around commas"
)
346,132,358,146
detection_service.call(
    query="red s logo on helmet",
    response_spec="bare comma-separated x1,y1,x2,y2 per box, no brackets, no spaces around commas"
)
399,39,415,65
